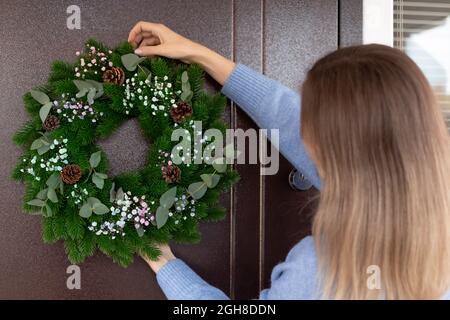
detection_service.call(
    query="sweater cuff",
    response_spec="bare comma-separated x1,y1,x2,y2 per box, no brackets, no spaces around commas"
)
221,64,274,116
157,259,201,299
157,259,230,300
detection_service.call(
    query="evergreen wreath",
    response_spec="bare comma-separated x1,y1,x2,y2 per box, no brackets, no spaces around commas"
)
12,39,239,266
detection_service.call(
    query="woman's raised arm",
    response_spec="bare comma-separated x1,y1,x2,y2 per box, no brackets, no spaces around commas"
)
128,21,320,188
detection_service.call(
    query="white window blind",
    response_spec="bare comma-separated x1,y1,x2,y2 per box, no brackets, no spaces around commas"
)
394,0,450,131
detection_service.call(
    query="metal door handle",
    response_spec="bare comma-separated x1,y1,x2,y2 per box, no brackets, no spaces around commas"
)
288,169,313,191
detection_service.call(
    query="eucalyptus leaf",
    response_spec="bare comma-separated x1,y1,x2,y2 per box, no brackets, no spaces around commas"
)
156,206,169,229
224,144,239,160
30,90,50,105
95,172,108,179
181,81,191,92
73,80,92,91
30,138,44,150
87,197,101,207
79,202,92,218
59,182,64,194
46,173,60,189
180,90,193,102
180,72,193,102
85,80,104,98
136,227,145,237
73,80,103,101
36,188,48,200
37,144,51,155
159,187,177,208
187,182,207,200
116,187,124,201
201,174,220,188
212,158,227,173
47,188,58,203
87,88,96,105
39,102,53,123
75,88,88,98
89,151,101,168
27,199,45,207
109,182,116,202
181,71,189,83
43,204,53,217
92,174,104,189
93,202,109,215
146,72,153,82
138,66,150,77
200,174,212,187
121,53,146,71
27,211,43,216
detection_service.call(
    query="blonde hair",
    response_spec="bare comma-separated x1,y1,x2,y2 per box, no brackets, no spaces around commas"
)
301,44,450,299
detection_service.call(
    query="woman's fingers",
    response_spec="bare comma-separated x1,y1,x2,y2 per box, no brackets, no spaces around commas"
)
140,37,160,47
128,21,202,64
134,44,165,57
131,32,158,49
134,37,163,58
128,21,163,46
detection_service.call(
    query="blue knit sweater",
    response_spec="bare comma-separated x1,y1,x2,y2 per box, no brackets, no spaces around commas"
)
156,64,450,300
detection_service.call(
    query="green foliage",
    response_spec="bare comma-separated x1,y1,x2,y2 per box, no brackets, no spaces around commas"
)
151,57,170,77
205,207,226,221
13,119,41,146
187,64,205,99
12,38,239,268
65,209,85,240
48,61,74,83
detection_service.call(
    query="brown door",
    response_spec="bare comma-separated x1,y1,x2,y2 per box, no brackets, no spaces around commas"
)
0,0,361,299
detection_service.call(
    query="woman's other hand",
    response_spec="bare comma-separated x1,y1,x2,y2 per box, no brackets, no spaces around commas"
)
141,244,176,273
128,21,235,85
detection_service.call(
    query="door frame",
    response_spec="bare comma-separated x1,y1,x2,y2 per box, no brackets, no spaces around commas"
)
362,0,393,46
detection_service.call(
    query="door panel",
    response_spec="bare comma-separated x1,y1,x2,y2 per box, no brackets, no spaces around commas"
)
0,0,361,299
262,0,338,289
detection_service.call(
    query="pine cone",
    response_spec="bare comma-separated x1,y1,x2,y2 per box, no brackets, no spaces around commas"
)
61,164,82,184
43,115,60,131
170,101,193,123
161,165,181,183
103,66,125,85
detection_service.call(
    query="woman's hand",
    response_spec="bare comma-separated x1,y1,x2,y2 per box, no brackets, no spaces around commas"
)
128,21,236,85
128,21,201,64
141,244,176,273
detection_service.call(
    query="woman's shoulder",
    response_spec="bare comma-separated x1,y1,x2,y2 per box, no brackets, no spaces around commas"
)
285,236,317,271
287,236,316,260
260,236,319,300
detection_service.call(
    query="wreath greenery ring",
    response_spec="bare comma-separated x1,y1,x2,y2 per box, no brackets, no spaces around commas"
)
12,39,239,266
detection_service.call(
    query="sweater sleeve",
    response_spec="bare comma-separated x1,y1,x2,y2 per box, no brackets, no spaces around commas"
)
156,259,230,300
221,64,321,189
156,237,319,300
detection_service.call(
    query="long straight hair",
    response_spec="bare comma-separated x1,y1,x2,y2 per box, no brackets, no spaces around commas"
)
301,44,450,299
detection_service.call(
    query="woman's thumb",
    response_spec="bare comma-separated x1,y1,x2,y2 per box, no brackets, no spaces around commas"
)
134,45,163,57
